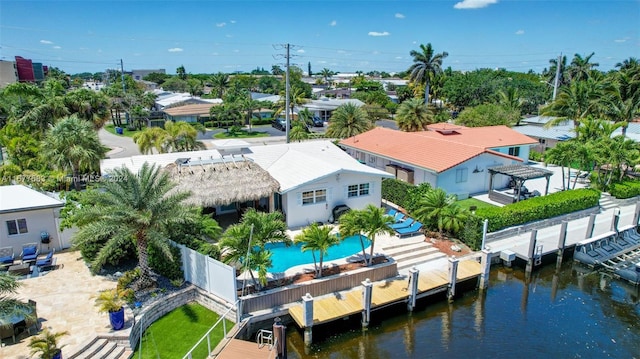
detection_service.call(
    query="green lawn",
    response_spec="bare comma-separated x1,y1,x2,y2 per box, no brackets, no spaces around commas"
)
133,302,233,359
457,198,497,211
213,129,269,139
104,124,139,138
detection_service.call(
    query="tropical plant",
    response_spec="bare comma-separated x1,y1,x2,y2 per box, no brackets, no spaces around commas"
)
289,121,310,142
0,272,32,320
437,204,470,235
541,78,602,131
338,209,369,264
70,163,199,287
41,115,109,189
132,126,168,154
408,43,448,105
210,72,230,98
64,88,111,129
358,205,395,266
568,52,599,82
94,288,127,313
395,98,433,132
28,328,69,359
326,103,372,139
320,68,336,86
295,223,341,277
413,188,456,234
163,121,206,152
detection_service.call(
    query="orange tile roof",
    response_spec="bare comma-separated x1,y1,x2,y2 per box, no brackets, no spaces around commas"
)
340,126,532,173
163,103,219,116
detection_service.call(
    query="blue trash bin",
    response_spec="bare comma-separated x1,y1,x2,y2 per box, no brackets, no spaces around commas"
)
115,127,123,135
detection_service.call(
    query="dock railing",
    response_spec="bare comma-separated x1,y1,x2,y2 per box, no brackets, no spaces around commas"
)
182,299,239,359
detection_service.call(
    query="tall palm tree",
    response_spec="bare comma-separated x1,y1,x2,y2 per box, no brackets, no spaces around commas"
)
326,103,372,139
568,52,599,82
295,223,341,277
600,71,640,137
414,188,456,234
71,163,198,286
543,54,569,90
338,209,369,264
163,121,206,152
41,116,108,189
320,68,336,86
544,141,579,190
408,43,448,105
210,72,230,99
498,88,523,125
541,78,602,132
247,248,273,289
358,205,395,266
616,57,639,71
395,98,434,132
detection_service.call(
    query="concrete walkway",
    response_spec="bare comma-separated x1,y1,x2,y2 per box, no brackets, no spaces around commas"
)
1,251,117,358
99,128,141,159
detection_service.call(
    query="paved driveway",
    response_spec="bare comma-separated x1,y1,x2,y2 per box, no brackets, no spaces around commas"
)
99,129,141,159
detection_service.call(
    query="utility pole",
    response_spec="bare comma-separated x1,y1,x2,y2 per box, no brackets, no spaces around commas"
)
552,53,561,101
273,43,298,143
120,59,126,94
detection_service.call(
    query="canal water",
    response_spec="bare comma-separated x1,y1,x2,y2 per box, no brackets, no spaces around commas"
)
285,261,640,358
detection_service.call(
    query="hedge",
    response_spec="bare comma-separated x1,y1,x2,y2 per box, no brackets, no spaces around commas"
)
609,180,640,199
381,178,413,209
474,188,601,232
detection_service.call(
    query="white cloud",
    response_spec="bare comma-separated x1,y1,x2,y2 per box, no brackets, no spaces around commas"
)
297,49,305,53
454,0,498,10
515,29,525,35
395,13,405,19
337,50,347,54
614,37,629,43
216,22,226,27
412,41,417,44
318,60,327,64
395,56,403,59
225,34,233,38
40,40,53,44
168,48,183,52
230,20,236,24
52,46,61,49
368,31,390,37
330,20,337,26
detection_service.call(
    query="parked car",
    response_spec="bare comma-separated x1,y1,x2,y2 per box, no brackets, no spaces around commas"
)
311,116,324,127
271,118,289,131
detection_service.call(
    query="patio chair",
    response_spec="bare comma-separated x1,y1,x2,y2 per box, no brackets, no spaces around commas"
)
35,249,55,270
396,222,424,238
392,212,406,223
0,247,14,267
390,218,415,230
21,243,39,263
385,208,398,217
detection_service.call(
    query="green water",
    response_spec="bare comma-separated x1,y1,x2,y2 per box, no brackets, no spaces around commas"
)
285,262,640,358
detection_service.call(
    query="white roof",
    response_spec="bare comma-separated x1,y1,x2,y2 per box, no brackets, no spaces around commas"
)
100,141,392,194
0,185,64,213
302,98,364,111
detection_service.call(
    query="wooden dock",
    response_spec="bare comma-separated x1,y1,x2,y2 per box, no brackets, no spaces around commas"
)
215,338,273,359
289,259,481,328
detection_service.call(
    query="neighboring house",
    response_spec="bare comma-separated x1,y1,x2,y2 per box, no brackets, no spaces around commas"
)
100,140,392,228
300,98,365,122
514,116,574,152
163,103,219,124
339,125,537,198
0,60,18,88
131,69,165,81
0,185,64,256
153,90,222,110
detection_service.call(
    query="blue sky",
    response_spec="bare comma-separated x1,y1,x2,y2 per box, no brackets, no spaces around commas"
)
1,0,638,75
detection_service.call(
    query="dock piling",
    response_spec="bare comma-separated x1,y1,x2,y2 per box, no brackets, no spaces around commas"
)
610,207,621,233
448,257,459,302
585,214,596,239
362,278,372,329
407,267,419,311
479,249,491,290
557,221,568,265
273,317,287,359
302,293,313,346
633,201,640,227
525,229,538,279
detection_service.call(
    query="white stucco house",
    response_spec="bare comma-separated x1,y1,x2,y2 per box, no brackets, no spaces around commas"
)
0,185,64,257
100,140,393,228
339,124,538,198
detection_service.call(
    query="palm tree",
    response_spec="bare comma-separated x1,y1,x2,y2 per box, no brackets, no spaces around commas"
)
599,71,640,137
247,248,273,288
132,126,168,154
544,141,578,190
298,108,315,127
71,163,199,287
295,223,341,277
289,121,310,142
163,121,206,152
0,272,32,320
408,43,448,105
320,68,336,86
438,204,469,235
358,205,395,266
64,88,111,129
616,57,639,71
543,54,569,90
568,52,599,82
541,78,602,132
395,98,434,132
338,209,369,264
41,115,109,189
326,103,372,139
414,188,456,234
210,72,230,98
28,328,69,359
498,88,523,125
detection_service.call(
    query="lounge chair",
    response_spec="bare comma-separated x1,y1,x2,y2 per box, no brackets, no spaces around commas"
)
35,249,55,270
390,218,415,230
21,243,39,263
0,247,14,268
392,212,406,223
385,208,398,217
396,222,423,237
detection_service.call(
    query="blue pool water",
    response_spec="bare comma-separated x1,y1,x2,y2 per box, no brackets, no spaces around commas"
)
265,235,371,273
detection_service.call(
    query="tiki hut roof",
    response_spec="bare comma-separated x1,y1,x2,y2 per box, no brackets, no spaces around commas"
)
164,157,280,207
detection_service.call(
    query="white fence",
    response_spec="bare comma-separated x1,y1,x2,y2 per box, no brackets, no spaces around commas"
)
178,243,237,303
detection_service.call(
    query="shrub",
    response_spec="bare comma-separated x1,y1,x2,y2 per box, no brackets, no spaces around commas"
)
381,178,414,208
529,151,544,162
609,180,640,199
117,268,141,291
203,121,214,128
475,188,601,232
460,215,483,251
251,117,273,126
148,243,183,281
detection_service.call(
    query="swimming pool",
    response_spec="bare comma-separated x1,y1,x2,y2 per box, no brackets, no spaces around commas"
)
265,235,371,273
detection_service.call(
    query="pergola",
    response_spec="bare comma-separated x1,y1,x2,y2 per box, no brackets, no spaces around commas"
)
487,164,554,203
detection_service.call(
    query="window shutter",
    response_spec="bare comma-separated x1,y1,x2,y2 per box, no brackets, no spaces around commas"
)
297,192,302,205
369,182,374,195
344,185,348,199
327,188,333,203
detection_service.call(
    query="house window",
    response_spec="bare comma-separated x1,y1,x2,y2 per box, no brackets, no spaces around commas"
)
455,168,468,183
368,155,376,164
6,219,28,235
538,138,546,144
508,147,521,156
348,183,370,198
302,189,327,205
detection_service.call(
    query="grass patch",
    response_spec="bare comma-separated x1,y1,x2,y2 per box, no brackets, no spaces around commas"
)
213,129,269,139
457,198,496,211
104,124,139,138
133,302,232,359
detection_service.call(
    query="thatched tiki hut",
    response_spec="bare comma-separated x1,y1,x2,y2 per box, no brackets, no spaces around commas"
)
164,155,280,220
